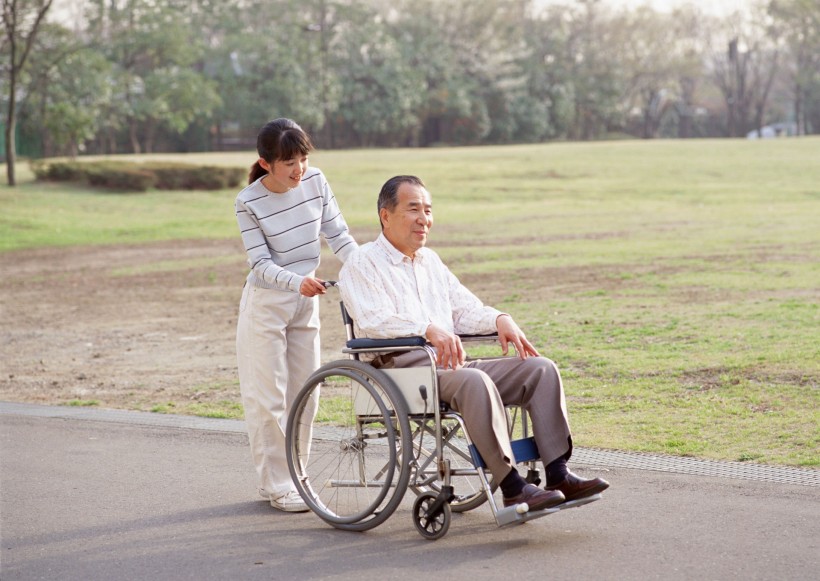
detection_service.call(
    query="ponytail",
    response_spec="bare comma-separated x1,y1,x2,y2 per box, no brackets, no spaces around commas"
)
249,161,267,185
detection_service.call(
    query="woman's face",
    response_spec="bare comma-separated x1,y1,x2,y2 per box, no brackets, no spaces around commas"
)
260,154,309,193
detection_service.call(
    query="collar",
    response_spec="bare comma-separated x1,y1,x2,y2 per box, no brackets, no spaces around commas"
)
376,233,425,265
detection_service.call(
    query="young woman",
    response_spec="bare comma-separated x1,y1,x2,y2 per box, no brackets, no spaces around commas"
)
235,118,357,511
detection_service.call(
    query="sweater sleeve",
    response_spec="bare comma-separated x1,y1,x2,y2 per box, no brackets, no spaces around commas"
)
319,174,357,264
235,195,303,293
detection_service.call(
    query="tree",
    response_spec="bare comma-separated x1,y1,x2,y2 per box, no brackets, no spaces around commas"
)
563,0,625,140
2,0,54,185
769,0,820,134
667,5,711,138
20,23,111,157
332,2,424,146
201,0,334,148
710,10,781,137
84,0,220,153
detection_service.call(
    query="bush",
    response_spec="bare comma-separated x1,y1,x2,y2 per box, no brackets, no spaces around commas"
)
142,163,245,190
30,159,245,192
84,163,156,192
30,160,88,182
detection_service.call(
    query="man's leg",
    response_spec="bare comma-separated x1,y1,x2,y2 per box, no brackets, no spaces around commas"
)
437,366,517,481
468,356,572,465
382,351,564,510
473,356,609,500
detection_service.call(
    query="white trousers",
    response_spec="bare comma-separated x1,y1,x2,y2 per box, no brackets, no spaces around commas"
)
236,283,320,496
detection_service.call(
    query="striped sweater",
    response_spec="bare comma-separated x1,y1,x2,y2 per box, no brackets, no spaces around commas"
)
235,168,357,292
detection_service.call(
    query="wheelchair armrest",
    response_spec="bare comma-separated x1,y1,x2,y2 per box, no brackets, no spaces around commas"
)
458,333,499,343
345,337,427,350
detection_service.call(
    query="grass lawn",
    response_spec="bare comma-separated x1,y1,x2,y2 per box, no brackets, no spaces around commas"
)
1,138,818,466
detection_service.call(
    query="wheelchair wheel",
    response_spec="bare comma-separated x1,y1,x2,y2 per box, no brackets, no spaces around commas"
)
409,417,497,513
287,360,412,532
412,492,451,540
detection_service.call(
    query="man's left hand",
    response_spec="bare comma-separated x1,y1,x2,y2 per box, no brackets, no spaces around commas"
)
496,314,540,359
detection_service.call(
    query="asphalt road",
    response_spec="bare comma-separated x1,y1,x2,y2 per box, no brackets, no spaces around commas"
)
1,411,818,580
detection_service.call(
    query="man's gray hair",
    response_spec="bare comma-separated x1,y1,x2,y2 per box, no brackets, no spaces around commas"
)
377,175,426,229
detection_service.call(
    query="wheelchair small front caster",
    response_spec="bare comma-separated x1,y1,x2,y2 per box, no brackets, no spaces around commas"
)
412,492,451,540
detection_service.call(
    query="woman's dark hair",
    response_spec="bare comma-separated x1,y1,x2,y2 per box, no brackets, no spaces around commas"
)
248,118,314,184
377,175,426,229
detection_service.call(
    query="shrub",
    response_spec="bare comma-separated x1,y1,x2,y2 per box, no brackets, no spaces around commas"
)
30,160,88,182
84,163,156,192
30,159,245,192
142,163,245,190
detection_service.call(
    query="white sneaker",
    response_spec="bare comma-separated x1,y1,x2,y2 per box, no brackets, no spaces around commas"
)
270,490,309,513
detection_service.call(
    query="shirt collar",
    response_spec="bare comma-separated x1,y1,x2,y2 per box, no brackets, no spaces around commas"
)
376,232,425,265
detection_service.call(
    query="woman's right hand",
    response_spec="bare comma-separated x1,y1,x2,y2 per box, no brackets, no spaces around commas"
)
299,277,327,297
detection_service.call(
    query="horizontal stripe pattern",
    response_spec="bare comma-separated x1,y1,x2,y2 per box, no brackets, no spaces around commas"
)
235,168,356,292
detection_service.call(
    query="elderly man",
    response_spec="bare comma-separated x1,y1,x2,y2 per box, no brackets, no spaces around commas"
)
339,175,609,512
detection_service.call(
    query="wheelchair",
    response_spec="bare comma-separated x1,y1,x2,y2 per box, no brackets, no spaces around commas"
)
285,284,601,540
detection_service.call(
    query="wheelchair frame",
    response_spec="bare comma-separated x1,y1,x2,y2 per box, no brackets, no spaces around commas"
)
285,290,601,540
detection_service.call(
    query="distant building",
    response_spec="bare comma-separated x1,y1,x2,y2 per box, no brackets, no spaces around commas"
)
746,122,797,139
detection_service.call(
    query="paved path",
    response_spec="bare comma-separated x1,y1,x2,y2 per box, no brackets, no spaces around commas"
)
1,403,818,580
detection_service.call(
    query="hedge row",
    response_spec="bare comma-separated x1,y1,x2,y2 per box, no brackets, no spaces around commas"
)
31,160,246,192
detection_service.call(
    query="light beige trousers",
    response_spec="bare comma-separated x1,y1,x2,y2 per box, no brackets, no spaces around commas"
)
236,283,320,496
379,351,572,480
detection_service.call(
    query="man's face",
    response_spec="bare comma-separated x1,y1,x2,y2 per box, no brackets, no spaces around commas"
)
381,182,433,258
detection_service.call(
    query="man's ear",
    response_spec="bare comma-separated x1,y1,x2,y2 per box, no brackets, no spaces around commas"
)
379,207,391,230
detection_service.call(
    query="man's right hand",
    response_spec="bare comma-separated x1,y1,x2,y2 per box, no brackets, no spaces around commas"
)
424,323,465,370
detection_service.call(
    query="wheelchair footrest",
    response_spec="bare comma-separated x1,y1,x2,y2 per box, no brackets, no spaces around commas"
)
496,493,603,527
469,436,540,469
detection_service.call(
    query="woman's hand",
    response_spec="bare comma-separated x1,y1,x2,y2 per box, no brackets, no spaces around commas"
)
299,277,328,297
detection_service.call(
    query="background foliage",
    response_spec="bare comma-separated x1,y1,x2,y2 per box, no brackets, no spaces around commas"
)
2,0,818,159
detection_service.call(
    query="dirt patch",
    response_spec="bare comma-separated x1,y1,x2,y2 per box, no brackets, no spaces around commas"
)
0,238,349,412
3,237,813,414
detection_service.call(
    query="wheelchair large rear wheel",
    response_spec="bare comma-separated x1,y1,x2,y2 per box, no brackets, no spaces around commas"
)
287,360,412,532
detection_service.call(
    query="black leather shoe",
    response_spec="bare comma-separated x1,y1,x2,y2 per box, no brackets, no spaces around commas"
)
545,472,609,502
503,483,565,511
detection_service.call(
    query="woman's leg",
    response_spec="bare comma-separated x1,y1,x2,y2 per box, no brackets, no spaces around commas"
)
236,285,299,497
284,294,321,457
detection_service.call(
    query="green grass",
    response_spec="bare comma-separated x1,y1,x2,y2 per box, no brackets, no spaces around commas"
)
149,400,244,419
66,399,100,407
3,138,819,466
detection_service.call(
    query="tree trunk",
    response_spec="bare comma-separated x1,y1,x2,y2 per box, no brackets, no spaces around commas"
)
144,120,155,154
5,71,17,186
129,119,141,153
795,80,804,136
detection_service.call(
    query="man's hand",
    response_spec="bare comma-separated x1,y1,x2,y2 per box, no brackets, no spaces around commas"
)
496,314,540,359
299,277,328,297
425,323,466,370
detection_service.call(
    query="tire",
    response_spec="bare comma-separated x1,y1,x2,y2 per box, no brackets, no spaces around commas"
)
412,492,451,540
286,360,412,532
